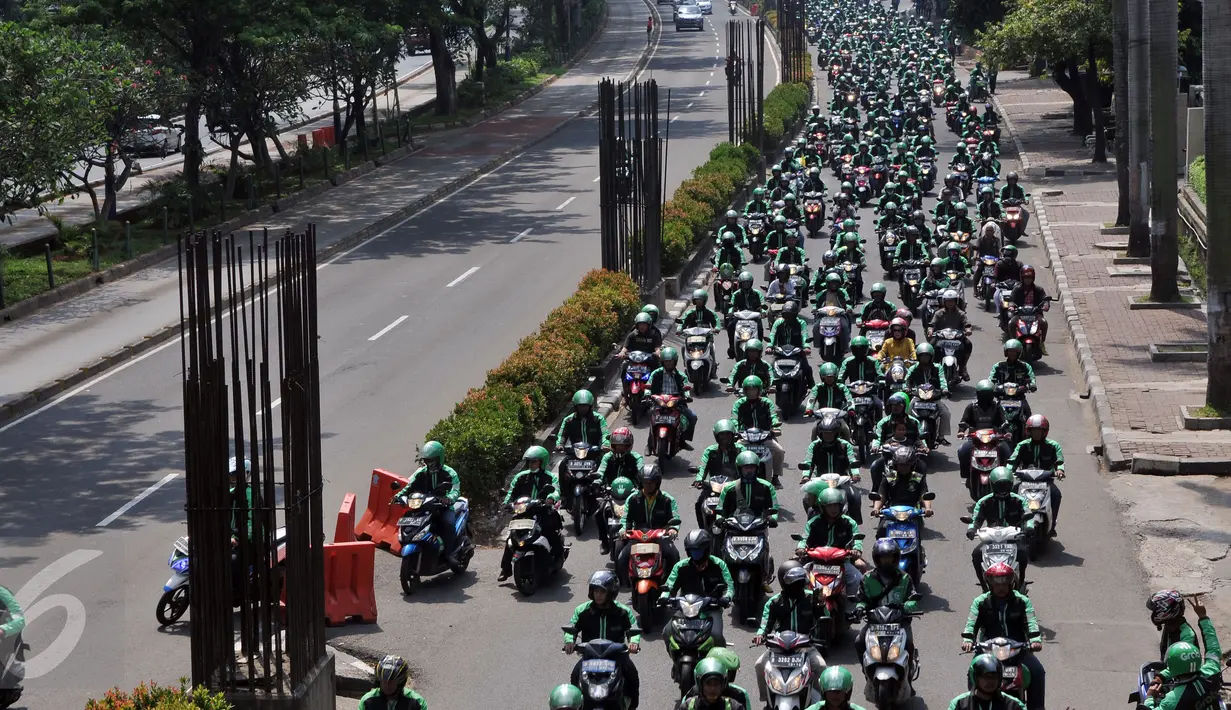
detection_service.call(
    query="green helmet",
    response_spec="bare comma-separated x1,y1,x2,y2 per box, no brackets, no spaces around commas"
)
930,257,946,268
419,440,445,465
707,647,742,674
695,658,728,688
870,282,887,296
641,304,660,323
753,187,765,198
1164,641,1203,679
1002,244,1018,258
775,214,788,225
736,450,761,468
884,201,898,212
976,379,995,394
742,375,764,390
634,312,654,326
523,445,550,467
1004,339,1023,354
572,389,596,407
850,335,870,352
818,488,846,507
819,362,839,378
990,466,1014,495
785,193,797,202
841,181,853,191
819,666,854,693
745,338,765,353
549,684,584,710
610,476,636,501
738,270,755,286
825,272,842,286
842,218,857,230
921,136,933,146
915,343,935,358
887,391,910,411
726,209,739,220
801,478,828,499
661,346,679,362
692,288,709,303
713,418,738,437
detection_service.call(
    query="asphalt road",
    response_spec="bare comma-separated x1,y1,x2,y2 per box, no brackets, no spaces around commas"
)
0,0,785,707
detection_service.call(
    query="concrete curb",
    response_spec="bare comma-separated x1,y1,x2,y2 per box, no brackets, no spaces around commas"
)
1130,455,1231,476
991,92,1130,471
0,1,648,428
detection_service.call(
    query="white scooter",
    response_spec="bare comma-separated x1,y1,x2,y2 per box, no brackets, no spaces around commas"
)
857,600,921,708
961,521,1027,592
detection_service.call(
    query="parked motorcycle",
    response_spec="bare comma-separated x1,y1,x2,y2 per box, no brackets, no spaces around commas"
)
721,512,775,623
761,630,825,710
397,485,475,595
662,594,728,695
507,496,570,595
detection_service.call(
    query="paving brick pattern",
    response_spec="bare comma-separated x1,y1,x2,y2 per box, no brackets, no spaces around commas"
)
993,72,1231,466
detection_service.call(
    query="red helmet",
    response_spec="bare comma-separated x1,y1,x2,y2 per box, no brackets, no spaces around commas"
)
1021,265,1036,280
985,562,1015,581
894,308,913,324
1024,414,1049,436
890,317,909,334
611,427,634,451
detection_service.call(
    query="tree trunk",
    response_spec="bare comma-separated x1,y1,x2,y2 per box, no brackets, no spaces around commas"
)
183,89,204,191
1112,0,1130,224
1205,0,1231,409
1127,0,1151,255
430,25,458,116
1148,0,1180,302
1052,60,1092,137
1085,41,1108,163
102,143,119,221
554,0,569,47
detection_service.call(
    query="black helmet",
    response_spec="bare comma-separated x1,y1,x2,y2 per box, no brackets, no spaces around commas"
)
639,464,663,487
776,560,804,587
685,529,713,560
970,653,1003,681
588,570,620,600
778,560,808,594
1006,171,1019,182
871,538,901,575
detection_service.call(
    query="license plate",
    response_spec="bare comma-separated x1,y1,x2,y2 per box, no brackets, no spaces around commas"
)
679,618,708,630
705,496,720,507
653,414,678,424
889,528,915,539
630,543,659,555
582,659,617,673
1002,401,1022,409
508,519,536,531
750,446,770,459
820,317,843,327
569,460,596,470
853,397,872,405
1003,666,1019,679
914,402,936,411
984,543,1016,554
729,536,759,545
813,565,842,576
771,654,804,667
904,270,920,280
939,340,960,352
398,514,430,526
868,624,898,636
628,365,648,375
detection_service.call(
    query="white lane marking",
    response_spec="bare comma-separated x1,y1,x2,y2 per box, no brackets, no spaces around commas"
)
510,228,533,243
256,397,283,417
15,549,103,679
705,80,711,85
446,266,481,288
96,472,179,527
368,315,410,341
699,91,706,98
671,115,680,122
687,102,695,109
710,72,714,77
555,196,577,210
592,175,601,182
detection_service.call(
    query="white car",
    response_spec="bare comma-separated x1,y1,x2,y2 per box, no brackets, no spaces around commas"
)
697,0,712,13
121,115,184,158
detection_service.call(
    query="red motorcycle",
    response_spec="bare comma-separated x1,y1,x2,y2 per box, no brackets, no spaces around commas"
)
625,528,671,624
960,428,1007,501
1007,298,1054,362
860,318,891,352
796,542,861,643
1001,199,1028,244
648,393,688,463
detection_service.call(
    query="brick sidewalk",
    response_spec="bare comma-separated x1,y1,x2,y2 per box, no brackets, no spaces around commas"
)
993,71,1231,470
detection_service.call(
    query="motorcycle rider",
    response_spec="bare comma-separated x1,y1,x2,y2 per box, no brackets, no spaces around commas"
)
933,188,959,225
999,172,1030,231
664,529,735,646
961,562,1046,710
641,303,661,327
976,186,1002,222
556,388,611,454
966,467,1034,585
921,257,952,297
0,583,24,703
359,655,428,710
973,222,1001,280
683,660,746,710
729,339,773,392
797,487,867,590
618,312,662,364
694,419,748,527
726,271,765,358
647,347,697,451
989,338,1037,417
692,648,753,710
392,441,464,568
1148,594,1223,710
893,225,931,265
927,289,973,381
876,202,905,233
853,539,919,663
939,241,971,278
906,343,952,444
804,166,828,195
719,211,748,247
949,142,973,170
680,288,722,334
745,187,771,215
870,393,925,486
769,300,815,389
956,381,1013,479
1007,266,1050,351
1006,415,1064,534
595,428,644,554
564,571,642,710
948,655,1027,710
617,465,682,584
766,265,797,303
945,203,976,240
753,562,828,703
499,446,563,581
876,317,916,365
915,135,937,161
714,232,746,272
838,336,884,408
1147,590,1201,662
718,450,780,586
806,363,854,425
856,283,897,329
808,666,868,710
732,377,786,483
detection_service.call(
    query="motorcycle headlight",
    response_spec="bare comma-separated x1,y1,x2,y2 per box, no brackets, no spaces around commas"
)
978,432,993,444
888,643,902,661
513,501,528,515
992,644,1014,661
574,445,588,458
407,498,424,510
895,510,910,521
867,635,883,660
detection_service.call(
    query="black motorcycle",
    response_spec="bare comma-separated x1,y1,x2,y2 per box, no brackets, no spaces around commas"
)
0,628,26,709
508,496,569,596
559,443,604,535
721,511,775,624
773,344,807,418
661,594,728,696
563,631,641,710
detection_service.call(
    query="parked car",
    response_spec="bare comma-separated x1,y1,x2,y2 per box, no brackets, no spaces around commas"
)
405,28,430,55
675,3,705,30
697,0,713,13
121,115,183,158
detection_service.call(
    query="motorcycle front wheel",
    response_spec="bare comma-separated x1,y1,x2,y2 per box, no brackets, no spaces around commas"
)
515,561,539,596
0,689,21,709
156,587,190,626
400,557,421,595
573,499,587,536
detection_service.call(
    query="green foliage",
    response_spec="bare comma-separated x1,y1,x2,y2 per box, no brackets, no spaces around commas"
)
977,0,1111,70
762,82,810,151
1189,155,1206,203
85,679,232,710
424,270,641,505
947,0,1008,43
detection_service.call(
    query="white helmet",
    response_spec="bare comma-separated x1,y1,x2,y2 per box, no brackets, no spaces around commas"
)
942,289,960,302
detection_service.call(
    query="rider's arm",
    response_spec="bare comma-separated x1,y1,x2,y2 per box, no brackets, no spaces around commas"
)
968,496,987,534
696,447,714,482
595,452,613,483
403,687,428,710
0,586,25,639
764,480,781,521
666,494,682,533
715,558,736,601
755,596,777,635
554,414,574,449
443,465,462,503
563,603,586,643
392,468,422,503
597,412,612,448
842,440,861,477
1024,362,1038,389
502,472,524,505
960,593,985,640
1005,440,1026,471
901,576,920,613
546,471,562,503
663,558,686,594
844,515,863,551
1198,616,1223,677
619,493,637,530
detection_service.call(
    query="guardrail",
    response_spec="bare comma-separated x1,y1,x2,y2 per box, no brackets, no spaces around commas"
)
1177,184,1207,261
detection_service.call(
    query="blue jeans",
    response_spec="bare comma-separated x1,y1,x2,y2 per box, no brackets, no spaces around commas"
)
435,506,458,558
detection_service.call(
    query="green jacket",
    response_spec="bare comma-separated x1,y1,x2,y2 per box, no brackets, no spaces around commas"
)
945,692,1025,710
807,382,853,411
988,360,1036,389
839,355,882,384
872,414,923,448
769,316,811,349
621,490,681,531
718,477,779,521
803,438,860,478
799,513,862,551
595,450,644,485
968,493,1032,534
649,367,691,396
730,358,773,389
697,443,747,481
962,590,1041,644
502,468,560,505
855,569,918,614
1007,438,1064,472
757,590,823,634
556,410,612,449
805,701,869,710
230,485,255,543
395,464,461,505
857,299,898,324
774,246,809,268
680,306,722,331
664,556,735,601
564,599,643,644
732,396,781,431
1147,618,1223,709
906,361,948,392
358,687,427,710
0,585,25,639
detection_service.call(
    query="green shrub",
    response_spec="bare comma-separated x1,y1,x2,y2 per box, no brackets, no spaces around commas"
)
86,679,232,710
662,220,694,273
1189,155,1206,203
425,384,539,504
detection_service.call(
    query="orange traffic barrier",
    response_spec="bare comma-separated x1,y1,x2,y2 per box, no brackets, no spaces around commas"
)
323,541,378,626
334,492,358,543
355,468,409,554
320,126,336,147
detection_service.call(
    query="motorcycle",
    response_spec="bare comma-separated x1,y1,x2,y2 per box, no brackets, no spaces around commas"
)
620,350,654,425
0,626,25,710
741,428,776,480
602,479,636,564
856,602,921,709
662,594,728,695
746,213,768,260
397,485,476,594
931,328,964,388
959,429,1007,501
910,384,942,450
803,193,826,237
813,305,849,364
648,394,687,463
761,630,825,710
973,638,1035,706
797,464,862,524
507,496,570,595
854,166,873,205
1001,199,1028,244
156,527,289,626
563,631,640,710
896,261,925,311
868,492,934,585
919,289,942,328
953,162,970,194
960,522,1028,591
918,158,936,193
861,318,890,353
1015,468,1058,557
794,536,863,641
871,158,889,195
695,471,734,535
682,326,719,390
881,357,911,400
713,267,737,317
996,381,1031,444
625,528,672,625
721,511,774,623
560,442,603,535
840,260,864,302
729,0,737,13
931,81,945,106
730,309,765,360
1008,299,1054,362
877,230,899,273
848,380,879,464
975,255,999,308
773,344,807,418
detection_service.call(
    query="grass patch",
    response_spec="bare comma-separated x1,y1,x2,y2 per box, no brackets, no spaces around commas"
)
1134,293,1196,304
1189,155,1206,203
1190,405,1231,419
1178,230,1207,295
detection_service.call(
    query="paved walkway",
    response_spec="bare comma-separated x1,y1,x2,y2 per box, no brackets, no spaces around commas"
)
992,71,1231,468
0,0,646,409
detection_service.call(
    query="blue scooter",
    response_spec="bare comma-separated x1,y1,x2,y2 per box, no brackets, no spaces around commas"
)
868,491,935,585
395,482,475,595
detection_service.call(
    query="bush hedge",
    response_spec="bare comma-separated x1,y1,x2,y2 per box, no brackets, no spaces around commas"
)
424,270,641,505
86,680,232,710
659,82,811,274
1189,155,1206,204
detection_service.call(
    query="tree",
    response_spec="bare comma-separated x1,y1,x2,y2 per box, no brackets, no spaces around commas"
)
1205,0,1231,408
307,0,403,144
946,0,1008,44
978,0,1112,161
1147,0,1179,302
0,23,102,221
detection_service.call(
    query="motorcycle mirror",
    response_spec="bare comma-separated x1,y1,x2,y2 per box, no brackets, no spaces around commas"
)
922,491,936,501
797,462,810,469
562,625,578,633
959,515,973,524
1128,692,1142,703
790,533,804,541
866,492,881,501
688,465,700,473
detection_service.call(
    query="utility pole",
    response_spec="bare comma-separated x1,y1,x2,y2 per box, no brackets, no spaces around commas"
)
1126,0,1150,256
1147,0,1179,302
1205,0,1231,409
